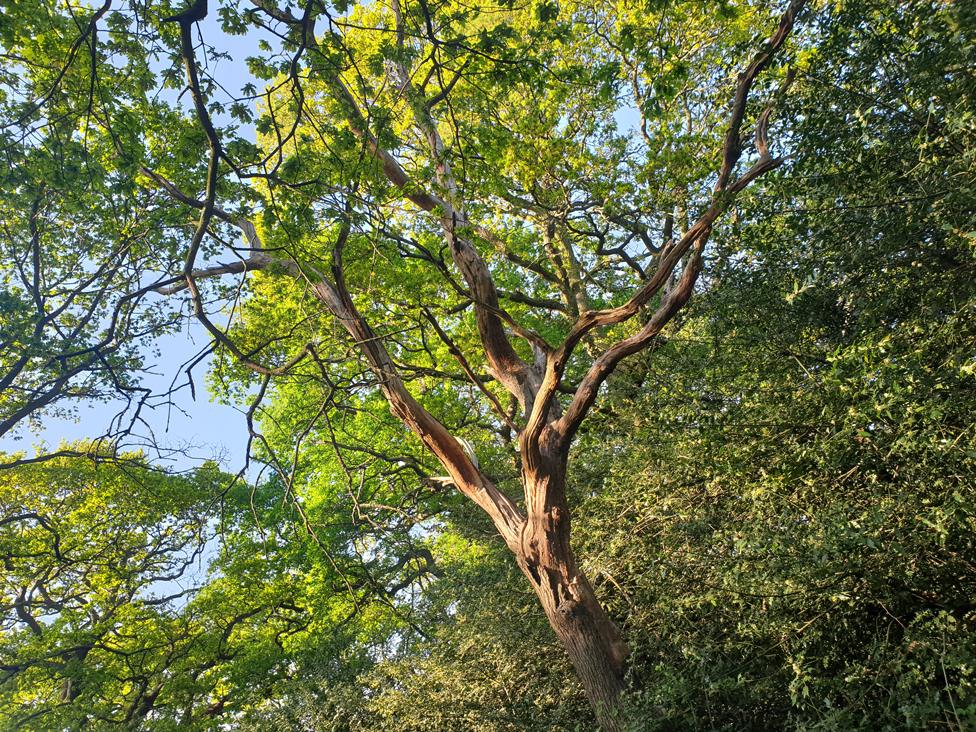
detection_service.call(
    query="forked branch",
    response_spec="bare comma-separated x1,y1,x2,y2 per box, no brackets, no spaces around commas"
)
526,0,807,448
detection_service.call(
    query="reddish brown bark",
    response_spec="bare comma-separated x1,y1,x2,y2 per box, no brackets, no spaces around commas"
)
533,567,629,731
518,429,630,729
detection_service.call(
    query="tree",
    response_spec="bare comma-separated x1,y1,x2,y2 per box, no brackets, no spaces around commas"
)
0,451,221,727
334,1,976,727
3,0,819,726
0,448,430,729
268,2,974,727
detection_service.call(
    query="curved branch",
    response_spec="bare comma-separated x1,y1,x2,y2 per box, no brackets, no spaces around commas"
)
524,0,806,447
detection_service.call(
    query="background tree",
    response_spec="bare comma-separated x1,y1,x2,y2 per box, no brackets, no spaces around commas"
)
0,448,438,729
0,451,221,728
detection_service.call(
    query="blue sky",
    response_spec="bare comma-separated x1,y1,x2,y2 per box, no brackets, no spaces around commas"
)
0,322,251,472
0,9,272,474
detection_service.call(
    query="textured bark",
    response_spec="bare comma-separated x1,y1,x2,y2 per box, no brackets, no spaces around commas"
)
541,573,630,731
518,430,630,730
521,543,630,730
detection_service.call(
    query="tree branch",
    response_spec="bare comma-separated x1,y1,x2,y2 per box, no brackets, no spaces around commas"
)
525,0,806,449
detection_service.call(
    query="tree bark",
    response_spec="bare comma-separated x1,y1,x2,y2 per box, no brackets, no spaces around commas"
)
519,435,630,731
528,555,630,731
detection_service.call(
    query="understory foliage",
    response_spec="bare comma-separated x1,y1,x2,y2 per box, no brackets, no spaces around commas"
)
1,0,974,729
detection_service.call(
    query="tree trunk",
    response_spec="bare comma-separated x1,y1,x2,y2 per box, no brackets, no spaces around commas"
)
519,441,630,731
527,555,630,731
